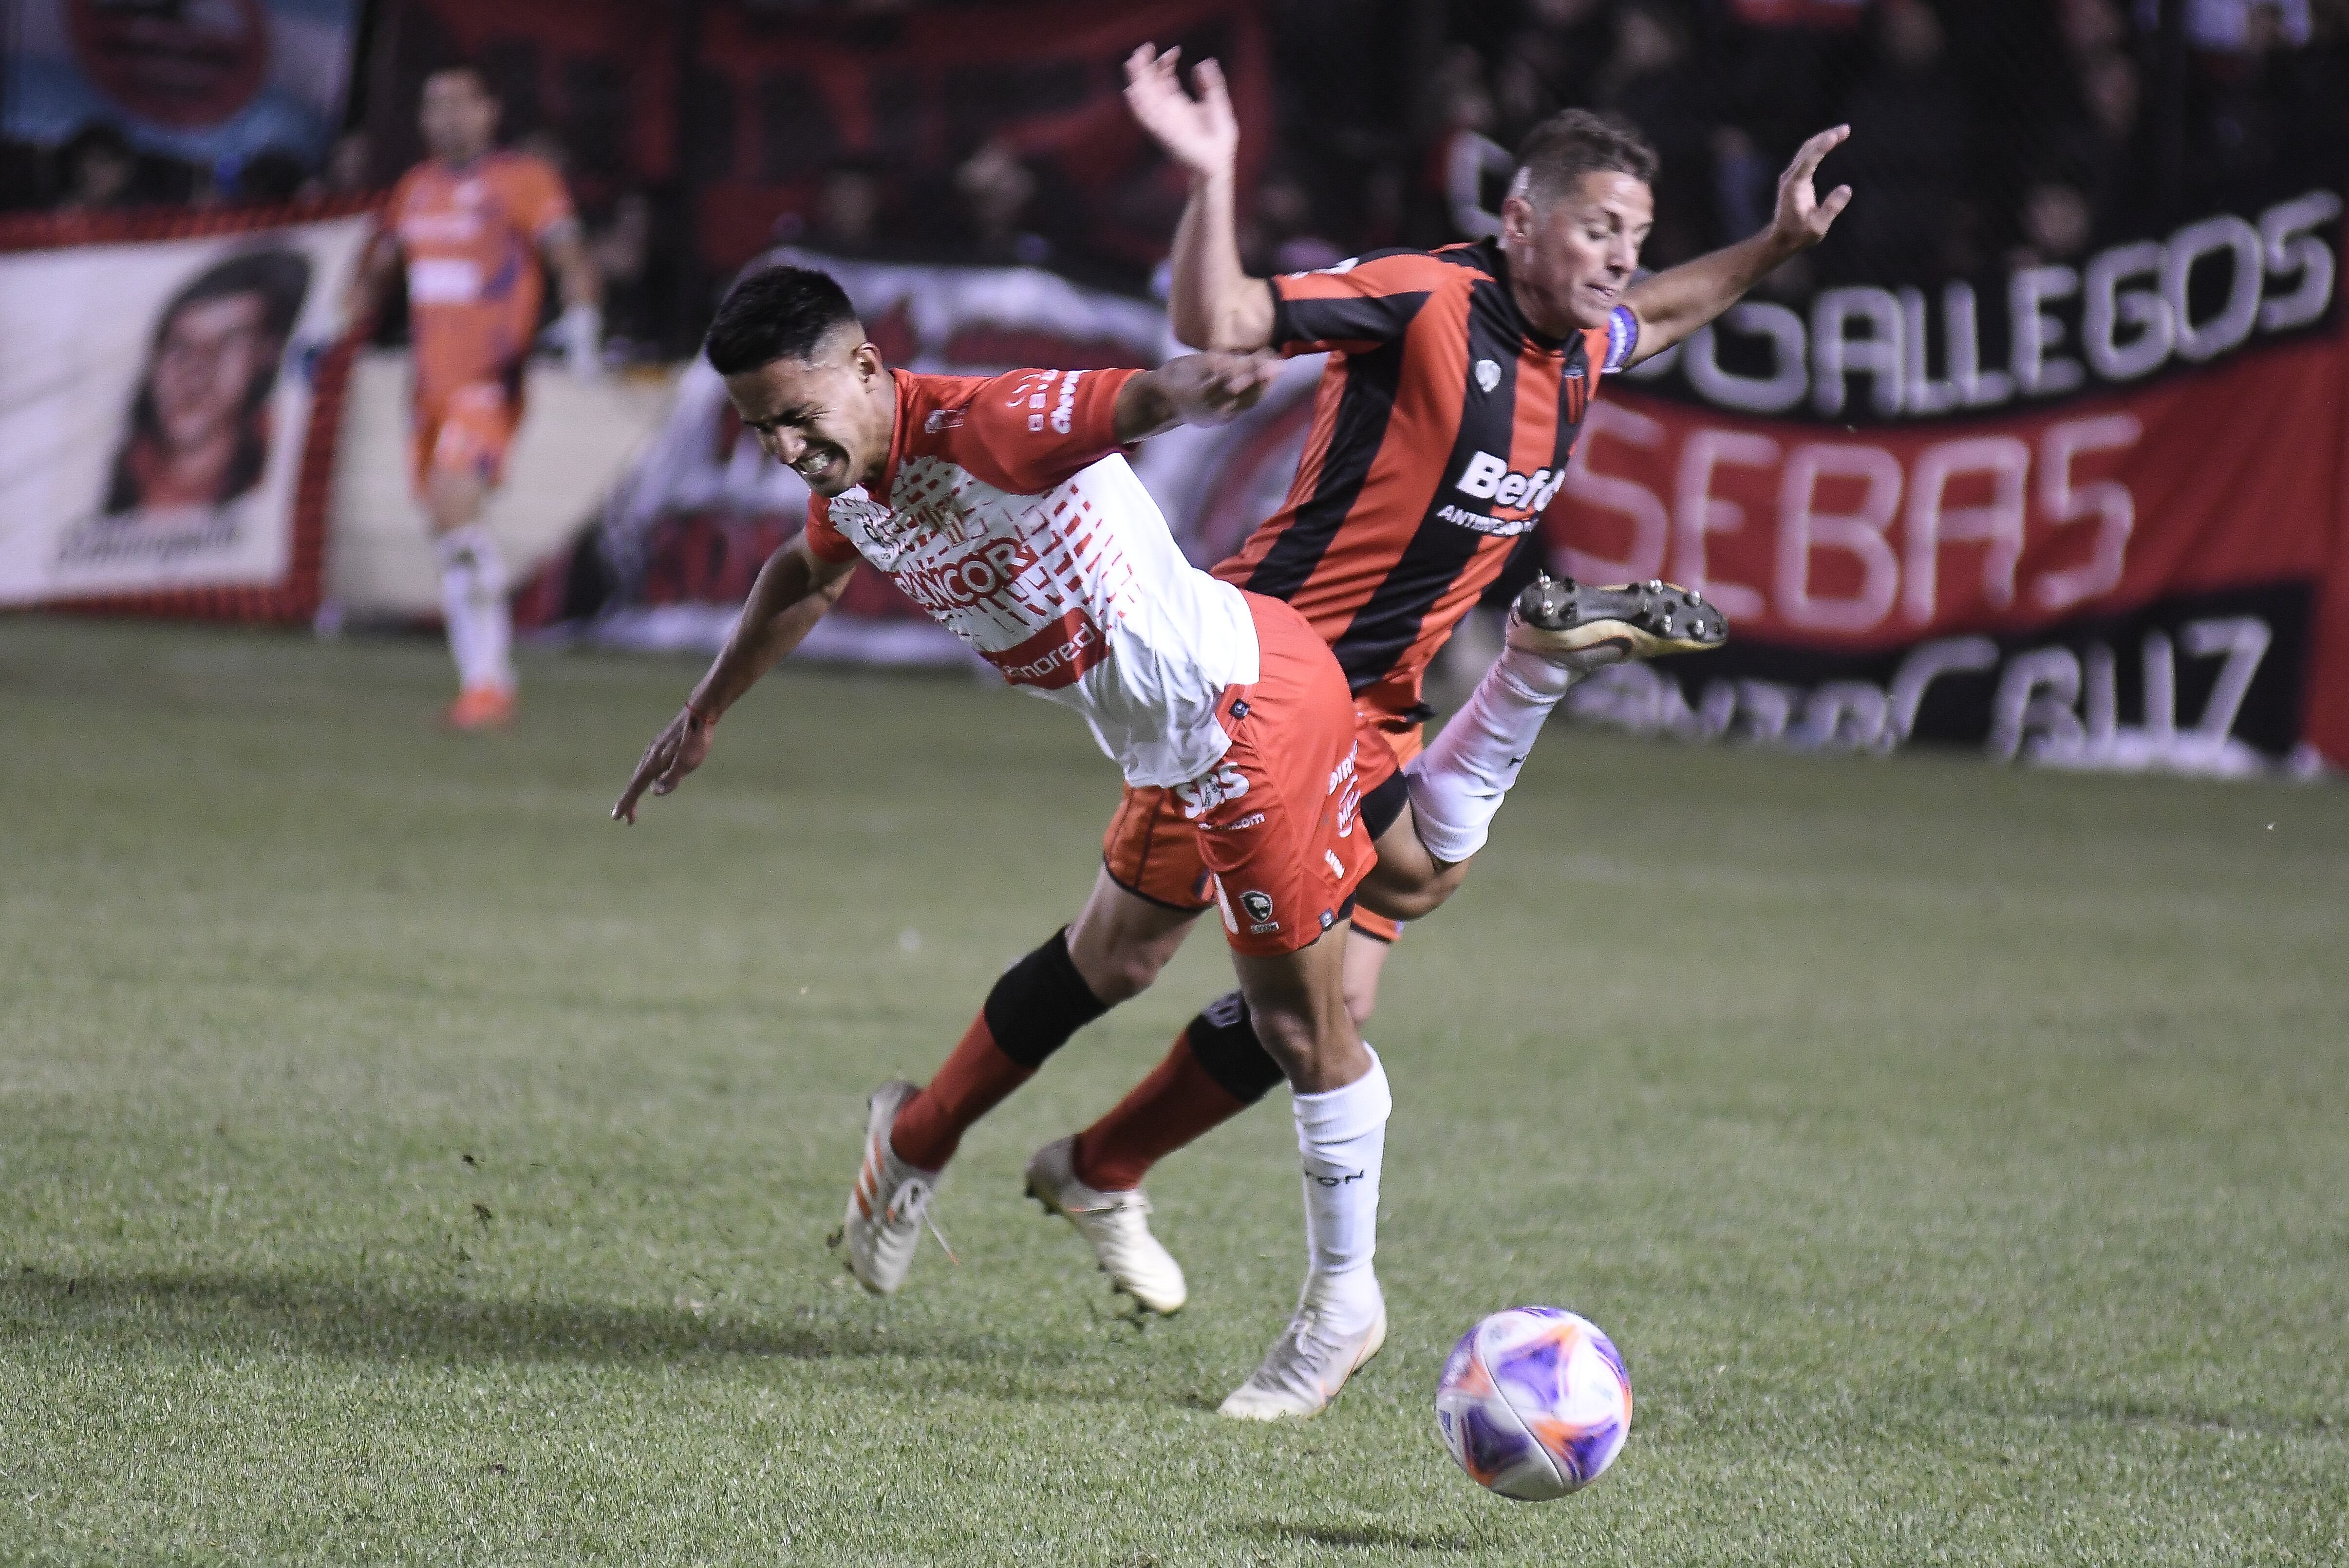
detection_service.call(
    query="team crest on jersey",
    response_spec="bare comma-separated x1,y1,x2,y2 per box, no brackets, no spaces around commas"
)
1475,358,1501,393
1240,890,1277,929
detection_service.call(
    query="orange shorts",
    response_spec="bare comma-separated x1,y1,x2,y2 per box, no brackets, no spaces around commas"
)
1106,595,1401,956
412,378,522,492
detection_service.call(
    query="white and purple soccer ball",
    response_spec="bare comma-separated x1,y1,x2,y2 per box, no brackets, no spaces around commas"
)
1434,1307,1633,1500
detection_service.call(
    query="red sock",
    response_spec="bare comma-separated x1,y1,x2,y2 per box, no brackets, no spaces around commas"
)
1072,1029,1250,1192
889,1014,1034,1171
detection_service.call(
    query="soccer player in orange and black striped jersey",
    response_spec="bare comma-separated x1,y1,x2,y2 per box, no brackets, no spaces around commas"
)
863,51,1853,1354
1215,244,1638,721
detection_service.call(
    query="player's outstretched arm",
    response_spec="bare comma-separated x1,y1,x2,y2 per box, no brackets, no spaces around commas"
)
612,536,854,823
1620,124,1854,366
1124,44,1274,352
341,226,402,337
540,220,604,376
1112,352,1281,442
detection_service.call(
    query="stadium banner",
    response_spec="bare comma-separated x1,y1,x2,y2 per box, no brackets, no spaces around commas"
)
0,201,374,620
559,195,2349,776
548,246,1172,664
1546,188,2349,776
3,0,365,168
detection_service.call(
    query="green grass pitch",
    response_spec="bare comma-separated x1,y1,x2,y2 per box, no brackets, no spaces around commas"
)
3,615,2345,1565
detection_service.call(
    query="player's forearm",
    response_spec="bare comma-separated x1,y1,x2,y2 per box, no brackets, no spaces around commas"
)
343,236,397,329
1168,168,1266,351
687,542,847,718
1623,228,1802,359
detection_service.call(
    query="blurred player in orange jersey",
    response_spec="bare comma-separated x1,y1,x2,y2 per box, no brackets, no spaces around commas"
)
345,66,601,729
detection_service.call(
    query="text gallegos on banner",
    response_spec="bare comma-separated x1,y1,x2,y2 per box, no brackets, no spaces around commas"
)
1541,188,2349,777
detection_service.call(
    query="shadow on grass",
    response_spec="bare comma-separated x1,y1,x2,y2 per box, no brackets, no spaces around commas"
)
0,1268,1079,1374
1231,1518,1474,1553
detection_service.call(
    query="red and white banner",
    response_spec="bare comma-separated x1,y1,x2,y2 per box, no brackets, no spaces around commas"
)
0,201,373,620
1544,190,2349,775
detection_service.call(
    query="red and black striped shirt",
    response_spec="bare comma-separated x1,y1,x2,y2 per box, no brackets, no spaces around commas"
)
1211,238,1639,716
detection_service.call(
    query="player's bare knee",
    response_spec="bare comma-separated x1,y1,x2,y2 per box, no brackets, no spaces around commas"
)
1090,942,1166,1004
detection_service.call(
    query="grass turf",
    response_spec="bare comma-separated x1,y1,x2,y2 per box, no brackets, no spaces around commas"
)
2,615,2345,1566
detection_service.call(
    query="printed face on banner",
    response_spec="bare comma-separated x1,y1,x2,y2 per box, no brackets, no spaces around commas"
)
102,248,312,524
0,216,371,606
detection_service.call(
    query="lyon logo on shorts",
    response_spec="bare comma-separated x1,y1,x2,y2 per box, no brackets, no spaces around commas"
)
1240,890,1278,934
1175,765,1250,820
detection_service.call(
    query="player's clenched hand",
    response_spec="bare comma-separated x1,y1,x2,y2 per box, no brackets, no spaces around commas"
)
1118,351,1279,440
1124,44,1237,179
1773,125,1855,250
612,707,714,824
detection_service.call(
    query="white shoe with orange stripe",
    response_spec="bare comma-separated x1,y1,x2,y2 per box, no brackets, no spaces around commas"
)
831,1080,941,1295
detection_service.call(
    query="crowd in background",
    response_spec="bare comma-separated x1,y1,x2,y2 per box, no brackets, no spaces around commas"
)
5,0,2345,343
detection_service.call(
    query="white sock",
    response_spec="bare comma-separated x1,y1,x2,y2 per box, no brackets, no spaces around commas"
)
1404,647,1576,863
1292,1047,1389,1334
435,526,513,693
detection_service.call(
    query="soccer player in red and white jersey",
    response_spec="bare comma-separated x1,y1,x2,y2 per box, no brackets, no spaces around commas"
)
346,66,601,729
985,57,1853,1310
615,265,1423,1417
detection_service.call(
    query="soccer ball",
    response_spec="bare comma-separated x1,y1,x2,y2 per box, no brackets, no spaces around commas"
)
1434,1307,1632,1500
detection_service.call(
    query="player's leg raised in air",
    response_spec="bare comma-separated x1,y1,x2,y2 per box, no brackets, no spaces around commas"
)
1034,573,1724,1302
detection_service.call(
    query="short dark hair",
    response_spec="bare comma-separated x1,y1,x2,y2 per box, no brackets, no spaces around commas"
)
1514,110,1659,209
704,264,863,375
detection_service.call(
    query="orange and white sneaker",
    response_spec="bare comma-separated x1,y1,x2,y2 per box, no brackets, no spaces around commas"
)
829,1080,946,1295
443,684,517,731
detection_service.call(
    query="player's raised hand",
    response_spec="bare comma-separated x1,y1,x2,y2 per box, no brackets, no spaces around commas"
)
1773,125,1855,249
1124,44,1238,179
612,707,715,824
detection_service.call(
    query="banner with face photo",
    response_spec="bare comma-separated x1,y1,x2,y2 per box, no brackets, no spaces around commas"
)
0,203,373,616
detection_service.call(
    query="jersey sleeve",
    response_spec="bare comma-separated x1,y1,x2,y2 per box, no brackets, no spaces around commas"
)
1595,305,1639,373
802,493,859,564
1266,250,1454,356
952,367,1141,493
504,156,577,241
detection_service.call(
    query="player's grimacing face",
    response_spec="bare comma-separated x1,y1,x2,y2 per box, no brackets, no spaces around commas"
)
1503,170,1654,336
725,339,895,498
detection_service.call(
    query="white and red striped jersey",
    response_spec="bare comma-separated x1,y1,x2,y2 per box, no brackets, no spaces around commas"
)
805,367,1259,787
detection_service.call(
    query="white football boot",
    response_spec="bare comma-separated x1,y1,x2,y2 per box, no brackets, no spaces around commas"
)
830,1080,943,1295
1217,1282,1388,1420
1023,1136,1187,1314
1505,574,1728,670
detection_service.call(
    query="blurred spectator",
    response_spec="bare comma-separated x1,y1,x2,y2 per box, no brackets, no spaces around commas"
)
56,123,138,212
950,137,1054,267
590,188,660,349
1820,0,1974,282
319,132,374,197
1593,0,1719,265
235,147,310,206
783,156,893,257
1240,160,1344,274
1490,0,1613,140
2014,180,2097,264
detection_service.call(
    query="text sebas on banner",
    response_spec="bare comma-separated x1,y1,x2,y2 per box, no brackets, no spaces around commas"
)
1543,188,2349,776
